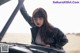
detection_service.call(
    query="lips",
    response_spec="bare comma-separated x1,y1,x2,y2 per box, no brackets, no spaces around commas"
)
37,23,40,25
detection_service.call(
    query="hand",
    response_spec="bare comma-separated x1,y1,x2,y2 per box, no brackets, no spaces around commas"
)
45,44,50,48
18,0,24,3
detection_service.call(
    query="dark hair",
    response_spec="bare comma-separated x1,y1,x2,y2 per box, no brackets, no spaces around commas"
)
32,8,54,44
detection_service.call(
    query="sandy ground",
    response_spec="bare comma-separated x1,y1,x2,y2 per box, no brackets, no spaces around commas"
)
1,33,80,53
63,35,80,53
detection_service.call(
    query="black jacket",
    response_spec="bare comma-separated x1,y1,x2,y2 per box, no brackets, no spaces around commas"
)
20,5,68,49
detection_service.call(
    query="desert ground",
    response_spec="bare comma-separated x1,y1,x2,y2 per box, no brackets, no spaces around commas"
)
1,33,80,53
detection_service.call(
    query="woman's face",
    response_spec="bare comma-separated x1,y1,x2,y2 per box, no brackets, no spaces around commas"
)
33,17,44,27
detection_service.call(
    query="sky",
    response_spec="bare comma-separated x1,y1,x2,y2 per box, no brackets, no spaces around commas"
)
0,0,80,33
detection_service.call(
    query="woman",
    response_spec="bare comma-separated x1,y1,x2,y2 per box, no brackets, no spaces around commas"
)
20,5,68,52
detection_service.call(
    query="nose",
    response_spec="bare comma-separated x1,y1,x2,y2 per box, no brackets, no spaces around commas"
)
36,18,40,23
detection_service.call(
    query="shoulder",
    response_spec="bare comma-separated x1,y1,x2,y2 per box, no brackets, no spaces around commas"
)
52,27,63,33
30,26,39,31
46,27,59,36
51,27,65,36
53,27,66,38
51,27,60,33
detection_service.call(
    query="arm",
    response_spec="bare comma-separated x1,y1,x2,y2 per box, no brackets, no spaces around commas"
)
56,28,68,48
20,5,35,27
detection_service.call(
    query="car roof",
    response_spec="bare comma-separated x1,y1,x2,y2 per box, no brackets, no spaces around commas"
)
0,0,10,6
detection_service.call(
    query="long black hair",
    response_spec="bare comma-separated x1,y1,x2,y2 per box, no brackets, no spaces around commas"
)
32,8,54,44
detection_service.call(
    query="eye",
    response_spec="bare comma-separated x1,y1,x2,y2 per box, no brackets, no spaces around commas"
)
33,17,43,21
39,18,43,20
33,18,37,21
39,18,44,20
